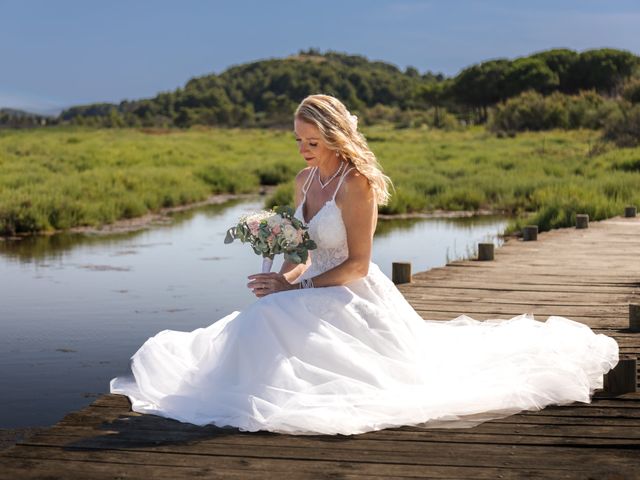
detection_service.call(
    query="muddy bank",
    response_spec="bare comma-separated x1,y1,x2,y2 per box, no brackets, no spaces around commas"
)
68,191,266,236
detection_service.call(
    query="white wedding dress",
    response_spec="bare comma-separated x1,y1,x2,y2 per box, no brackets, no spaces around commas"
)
110,166,619,435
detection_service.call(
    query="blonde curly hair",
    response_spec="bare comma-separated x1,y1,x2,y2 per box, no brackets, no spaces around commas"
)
294,94,392,206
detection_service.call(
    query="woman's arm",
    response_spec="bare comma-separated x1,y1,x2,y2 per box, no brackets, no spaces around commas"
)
280,258,311,283
248,169,375,296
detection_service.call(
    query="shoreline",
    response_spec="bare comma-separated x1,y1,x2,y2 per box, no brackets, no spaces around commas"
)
377,208,507,220
0,189,272,240
0,190,513,240
66,191,266,236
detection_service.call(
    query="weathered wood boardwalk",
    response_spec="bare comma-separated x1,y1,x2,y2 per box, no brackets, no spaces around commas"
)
2,215,639,479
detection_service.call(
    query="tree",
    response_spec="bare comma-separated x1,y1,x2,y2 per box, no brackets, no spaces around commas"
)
531,49,579,92
451,59,510,122
503,58,559,97
417,81,450,127
567,49,638,95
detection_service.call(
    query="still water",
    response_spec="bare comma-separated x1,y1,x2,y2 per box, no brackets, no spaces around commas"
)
0,197,509,428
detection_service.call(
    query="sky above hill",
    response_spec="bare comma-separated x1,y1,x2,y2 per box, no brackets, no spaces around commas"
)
2,0,639,114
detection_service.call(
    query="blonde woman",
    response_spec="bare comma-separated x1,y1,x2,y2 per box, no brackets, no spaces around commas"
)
111,94,618,436
247,93,391,295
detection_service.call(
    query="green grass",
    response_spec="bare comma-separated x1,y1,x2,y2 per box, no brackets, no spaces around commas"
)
1,125,639,236
0,126,298,234
365,126,640,234
269,125,640,233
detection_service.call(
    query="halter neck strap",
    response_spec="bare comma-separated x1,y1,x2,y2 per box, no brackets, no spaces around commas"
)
301,167,316,197
332,166,356,201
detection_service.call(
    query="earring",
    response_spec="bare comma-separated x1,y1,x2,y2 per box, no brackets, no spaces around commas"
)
335,152,339,157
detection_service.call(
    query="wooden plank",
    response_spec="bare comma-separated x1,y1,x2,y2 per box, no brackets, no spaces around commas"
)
49,406,640,442
0,447,599,480
11,431,640,472
404,281,637,294
407,301,627,317
62,402,640,428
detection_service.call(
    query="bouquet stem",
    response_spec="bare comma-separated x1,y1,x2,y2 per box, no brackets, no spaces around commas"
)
262,257,273,273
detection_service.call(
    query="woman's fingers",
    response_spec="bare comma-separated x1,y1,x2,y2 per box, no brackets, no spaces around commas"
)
247,272,278,281
248,273,290,297
248,277,275,295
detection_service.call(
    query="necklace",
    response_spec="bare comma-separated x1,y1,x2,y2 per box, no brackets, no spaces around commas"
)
317,162,344,189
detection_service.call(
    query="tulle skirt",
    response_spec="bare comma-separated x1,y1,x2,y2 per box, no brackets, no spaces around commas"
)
110,263,619,435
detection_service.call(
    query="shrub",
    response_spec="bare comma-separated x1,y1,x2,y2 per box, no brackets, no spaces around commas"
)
490,90,620,134
622,77,640,104
195,164,257,193
265,181,295,209
489,91,569,133
253,162,299,185
603,103,640,147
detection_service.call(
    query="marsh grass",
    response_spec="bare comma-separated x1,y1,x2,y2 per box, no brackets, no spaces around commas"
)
0,127,297,234
374,126,640,234
1,126,639,235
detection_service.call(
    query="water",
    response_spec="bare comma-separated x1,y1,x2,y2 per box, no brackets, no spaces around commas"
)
0,197,509,428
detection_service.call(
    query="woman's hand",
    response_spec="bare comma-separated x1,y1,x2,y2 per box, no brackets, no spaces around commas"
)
247,272,297,298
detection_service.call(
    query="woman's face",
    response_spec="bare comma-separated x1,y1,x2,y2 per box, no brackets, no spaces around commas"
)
294,117,336,168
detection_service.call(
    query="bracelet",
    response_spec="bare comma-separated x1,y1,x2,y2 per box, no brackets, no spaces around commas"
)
300,277,314,289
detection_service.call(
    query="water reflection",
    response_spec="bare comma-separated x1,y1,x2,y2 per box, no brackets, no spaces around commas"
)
374,214,509,277
0,198,249,263
0,197,508,429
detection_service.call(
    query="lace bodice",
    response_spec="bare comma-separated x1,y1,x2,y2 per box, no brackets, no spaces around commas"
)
294,166,353,279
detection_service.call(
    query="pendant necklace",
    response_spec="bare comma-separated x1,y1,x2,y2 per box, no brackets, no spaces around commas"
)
317,162,344,189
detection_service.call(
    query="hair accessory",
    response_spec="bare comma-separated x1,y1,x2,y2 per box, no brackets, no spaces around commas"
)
348,113,358,130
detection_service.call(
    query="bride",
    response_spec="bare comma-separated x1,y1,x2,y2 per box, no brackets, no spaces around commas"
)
110,94,619,435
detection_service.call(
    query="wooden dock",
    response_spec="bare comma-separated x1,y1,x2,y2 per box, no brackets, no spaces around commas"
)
2,215,639,479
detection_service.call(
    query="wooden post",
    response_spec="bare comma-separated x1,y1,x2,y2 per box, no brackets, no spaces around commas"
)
624,206,637,218
522,225,538,241
576,214,589,229
392,262,412,284
477,243,494,261
630,304,640,332
603,357,637,396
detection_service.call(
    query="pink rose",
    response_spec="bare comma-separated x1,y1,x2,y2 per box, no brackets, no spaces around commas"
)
248,220,260,236
272,224,281,235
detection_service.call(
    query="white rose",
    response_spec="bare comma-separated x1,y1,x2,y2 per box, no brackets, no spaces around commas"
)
282,224,298,243
266,213,283,228
242,210,271,223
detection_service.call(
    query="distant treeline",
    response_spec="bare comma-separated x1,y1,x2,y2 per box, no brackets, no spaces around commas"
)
2,48,639,132
0,108,51,128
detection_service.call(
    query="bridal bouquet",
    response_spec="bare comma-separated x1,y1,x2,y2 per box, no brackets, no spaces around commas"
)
224,206,316,273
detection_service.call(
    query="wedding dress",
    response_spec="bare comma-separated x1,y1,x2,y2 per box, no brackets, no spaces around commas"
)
110,166,619,435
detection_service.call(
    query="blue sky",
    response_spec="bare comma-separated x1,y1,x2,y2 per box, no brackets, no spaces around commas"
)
2,0,639,114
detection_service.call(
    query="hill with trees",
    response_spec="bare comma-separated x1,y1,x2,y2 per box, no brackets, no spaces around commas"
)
3,48,639,131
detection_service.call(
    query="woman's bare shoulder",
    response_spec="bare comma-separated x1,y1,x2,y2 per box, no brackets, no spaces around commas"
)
342,167,372,197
